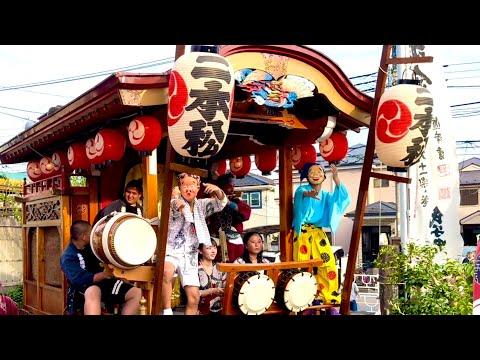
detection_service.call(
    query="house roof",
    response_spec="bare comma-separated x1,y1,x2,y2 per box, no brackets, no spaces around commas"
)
460,170,480,185
313,143,382,168
234,173,274,187
459,157,480,171
344,201,397,218
460,210,480,225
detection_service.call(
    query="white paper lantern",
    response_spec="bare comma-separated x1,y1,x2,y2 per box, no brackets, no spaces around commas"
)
375,81,433,168
167,51,235,159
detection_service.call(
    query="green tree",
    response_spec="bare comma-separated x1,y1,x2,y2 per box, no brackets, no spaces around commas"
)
373,243,474,315
0,178,22,223
69,176,87,187
6,285,23,308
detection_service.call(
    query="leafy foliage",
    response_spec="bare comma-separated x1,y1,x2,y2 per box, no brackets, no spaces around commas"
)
6,285,23,308
69,176,87,187
373,243,474,315
0,178,23,223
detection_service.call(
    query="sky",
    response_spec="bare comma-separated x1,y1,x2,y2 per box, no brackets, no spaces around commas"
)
0,45,479,171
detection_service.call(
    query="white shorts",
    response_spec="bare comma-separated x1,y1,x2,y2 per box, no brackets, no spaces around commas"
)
165,254,200,287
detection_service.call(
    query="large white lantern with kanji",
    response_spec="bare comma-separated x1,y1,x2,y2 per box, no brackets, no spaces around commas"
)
167,47,235,159
375,80,433,168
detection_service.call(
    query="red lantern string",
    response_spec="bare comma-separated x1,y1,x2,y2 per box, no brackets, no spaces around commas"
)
230,155,251,178
26,160,43,182
128,115,162,156
292,144,317,171
39,156,55,178
68,142,91,171
210,160,227,180
319,132,349,164
255,149,277,175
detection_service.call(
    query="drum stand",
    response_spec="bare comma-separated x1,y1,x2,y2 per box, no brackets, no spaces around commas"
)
103,264,156,315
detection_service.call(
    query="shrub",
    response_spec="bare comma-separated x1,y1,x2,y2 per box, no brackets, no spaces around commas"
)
373,243,473,315
6,285,23,308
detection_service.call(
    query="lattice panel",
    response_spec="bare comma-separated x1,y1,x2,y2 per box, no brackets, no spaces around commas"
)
26,199,61,222
29,228,38,281
44,227,62,287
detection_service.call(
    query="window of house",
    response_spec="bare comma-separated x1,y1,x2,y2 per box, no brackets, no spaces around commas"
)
241,191,262,209
373,179,389,188
460,188,479,206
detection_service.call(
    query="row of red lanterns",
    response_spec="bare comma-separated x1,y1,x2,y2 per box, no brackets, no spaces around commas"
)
210,151,279,179
292,132,349,170
209,131,349,179
26,115,163,182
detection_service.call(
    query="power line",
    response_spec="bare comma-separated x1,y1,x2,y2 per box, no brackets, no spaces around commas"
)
443,61,480,67
0,58,174,92
0,85,73,99
445,68,480,74
1,60,480,124
446,75,480,81
0,105,43,114
0,110,33,121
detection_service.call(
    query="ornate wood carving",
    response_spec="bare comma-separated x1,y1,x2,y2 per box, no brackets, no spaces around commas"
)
26,199,61,222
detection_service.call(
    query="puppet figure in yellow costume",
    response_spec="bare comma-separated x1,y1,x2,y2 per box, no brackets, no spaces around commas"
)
292,162,350,304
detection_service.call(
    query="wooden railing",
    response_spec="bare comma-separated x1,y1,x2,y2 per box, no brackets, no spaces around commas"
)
217,259,339,315
23,172,68,196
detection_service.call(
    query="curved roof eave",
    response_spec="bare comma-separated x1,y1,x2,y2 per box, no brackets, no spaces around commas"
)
0,72,170,164
219,45,373,125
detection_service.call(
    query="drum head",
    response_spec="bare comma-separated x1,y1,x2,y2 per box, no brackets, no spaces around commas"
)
101,213,157,268
237,273,275,315
283,271,318,312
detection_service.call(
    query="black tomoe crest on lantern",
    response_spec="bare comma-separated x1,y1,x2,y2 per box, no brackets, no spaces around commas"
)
375,79,433,168
167,45,235,160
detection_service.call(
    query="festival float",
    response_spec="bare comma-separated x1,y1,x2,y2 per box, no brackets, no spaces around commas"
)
0,45,428,315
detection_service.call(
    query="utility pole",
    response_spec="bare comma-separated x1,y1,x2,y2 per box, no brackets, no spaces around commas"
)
394,45,409,254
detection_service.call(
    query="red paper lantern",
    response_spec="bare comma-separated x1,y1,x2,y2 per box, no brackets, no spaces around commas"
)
255,149,277,175
52,150,72,175
210,160,227,180
375,81,433,168
85,137,98,164
88,129,126,167
39,156,55,178
128,115,162,156
27,160,42,182
229,156,251,178
167,51,235,159
319,132,349,163
292,144,317,171
68,142,91,170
